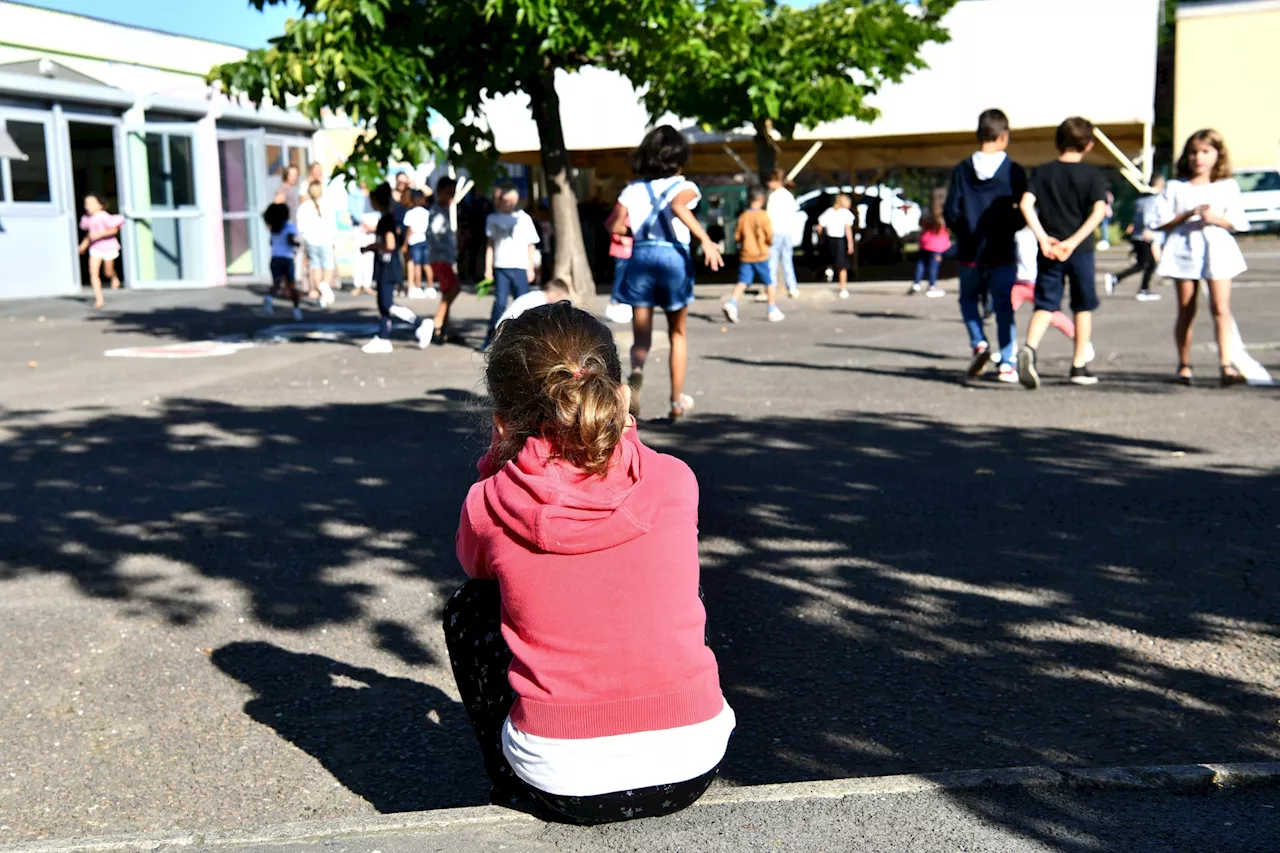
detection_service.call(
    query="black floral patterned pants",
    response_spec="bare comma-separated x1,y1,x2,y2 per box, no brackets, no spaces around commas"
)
442,579,719,826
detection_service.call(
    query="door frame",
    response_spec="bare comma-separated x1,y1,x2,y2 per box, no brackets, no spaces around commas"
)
63,111,126,291
217,127,268,281
120,120,205,289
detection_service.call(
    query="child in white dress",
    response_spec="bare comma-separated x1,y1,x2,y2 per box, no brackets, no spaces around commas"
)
1156,129,1250,386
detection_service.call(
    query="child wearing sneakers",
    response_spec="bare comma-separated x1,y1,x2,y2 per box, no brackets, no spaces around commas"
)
483,185,540,350
816,194,855,298
1017,117,1110,388
426,177,460,345
943,108,1026,380
1007,228,1092,383
723,188,783,323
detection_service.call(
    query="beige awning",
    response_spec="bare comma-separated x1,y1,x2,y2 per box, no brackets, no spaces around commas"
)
0,127,27,161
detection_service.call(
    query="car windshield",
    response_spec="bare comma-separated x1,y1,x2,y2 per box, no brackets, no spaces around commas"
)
1235,171,1280,192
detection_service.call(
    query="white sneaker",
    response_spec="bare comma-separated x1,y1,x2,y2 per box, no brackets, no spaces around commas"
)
263,295,274,316
788,287,800,299
1104,273,1116,296
908,283,923,295
1136,291,1162,302
361,336,393,354
723,301,740,324
318,283,335,307
838,289,849,299
825,268,834,283
997,363,1019,383
407,286,427,300
388,304,417,324
415,319,435,349
925,287,946,298
292,306,304,322
424,287,439,299
1084,341,1096,364
1097,240,1111,251
768,307,785,323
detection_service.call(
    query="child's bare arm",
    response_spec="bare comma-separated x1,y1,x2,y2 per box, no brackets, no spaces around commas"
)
527,244,537,282
1058,200,1108,256
844,224,854,252
484,243,495,279
762,217,773,246
606,203,629,235
670,188,724,270
1019,193,1056,256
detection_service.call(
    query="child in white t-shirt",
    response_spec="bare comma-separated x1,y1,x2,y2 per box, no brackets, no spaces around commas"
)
402,190,436,300
483,186,540,348
816,195,855,298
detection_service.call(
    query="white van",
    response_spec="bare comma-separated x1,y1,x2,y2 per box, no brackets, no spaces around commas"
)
1234,168,1280,232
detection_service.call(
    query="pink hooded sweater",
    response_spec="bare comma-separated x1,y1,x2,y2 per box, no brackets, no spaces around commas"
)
456,423,724,740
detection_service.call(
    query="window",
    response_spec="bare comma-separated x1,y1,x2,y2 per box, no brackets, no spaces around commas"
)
141,132,197,209
1235,171,1280,193
4,119,52,203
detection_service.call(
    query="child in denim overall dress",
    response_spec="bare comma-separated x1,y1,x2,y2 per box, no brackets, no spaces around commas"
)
610,126,723,421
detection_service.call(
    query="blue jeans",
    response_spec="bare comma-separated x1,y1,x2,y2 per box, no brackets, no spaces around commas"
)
769,234,797,290
617,241,694,312
610,257,629,302
488,268,530,336
913,252,941,288
958,265,1016,363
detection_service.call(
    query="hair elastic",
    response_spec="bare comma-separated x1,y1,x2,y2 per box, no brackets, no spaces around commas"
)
571,367,585,379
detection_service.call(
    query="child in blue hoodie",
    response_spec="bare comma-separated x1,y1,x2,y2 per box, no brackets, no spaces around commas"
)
943,109,1027,380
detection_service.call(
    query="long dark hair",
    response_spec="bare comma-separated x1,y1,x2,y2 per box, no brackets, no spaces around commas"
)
628,125,689,180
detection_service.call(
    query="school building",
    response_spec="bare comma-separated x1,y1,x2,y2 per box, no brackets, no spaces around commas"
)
0,1,316,300
1175,0,1280,168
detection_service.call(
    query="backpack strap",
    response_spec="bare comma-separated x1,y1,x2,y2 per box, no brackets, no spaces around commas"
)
637,180,686,243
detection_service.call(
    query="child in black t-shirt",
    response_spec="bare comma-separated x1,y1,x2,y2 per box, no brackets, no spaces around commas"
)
1017,117,1110,389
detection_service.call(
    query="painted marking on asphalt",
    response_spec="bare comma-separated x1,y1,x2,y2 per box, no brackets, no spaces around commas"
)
256,322,379,342
103,341,256,359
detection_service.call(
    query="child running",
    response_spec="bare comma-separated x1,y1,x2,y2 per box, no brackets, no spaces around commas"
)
483,185,540,350
262,202,303,321
1105,176,1166,302
445,300,734,825
1017,117,1110,389
426,178,462,345
943,109,1026,379
611,125,724,420
77,194,124,309
361,182,432,354
723,187,783,323
908,213,951,297
815,195,855,299
1156,129,1251,386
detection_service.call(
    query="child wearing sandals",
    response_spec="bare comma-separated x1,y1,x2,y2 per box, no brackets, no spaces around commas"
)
445,301,734,826
611,126,724,420
1156,129,1250,387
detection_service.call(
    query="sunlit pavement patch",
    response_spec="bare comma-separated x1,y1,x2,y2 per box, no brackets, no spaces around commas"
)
103,340,257,359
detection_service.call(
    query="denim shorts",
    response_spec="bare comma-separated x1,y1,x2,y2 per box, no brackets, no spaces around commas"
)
738,259,773,286
1035,250,1099,313
617,241,695,312
408,242,429,266
305,243,335,270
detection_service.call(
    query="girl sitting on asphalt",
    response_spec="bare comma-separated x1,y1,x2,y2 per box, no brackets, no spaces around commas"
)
444,300,734,825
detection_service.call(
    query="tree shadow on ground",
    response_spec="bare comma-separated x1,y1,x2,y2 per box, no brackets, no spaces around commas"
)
1,400,1277,844
211,641,486,811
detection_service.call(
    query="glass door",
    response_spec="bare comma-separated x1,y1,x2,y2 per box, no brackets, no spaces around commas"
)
121,123,204,287
217,129,266,279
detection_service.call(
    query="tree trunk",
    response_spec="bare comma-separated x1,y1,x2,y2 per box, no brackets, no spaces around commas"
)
752,119,777,185
529,67,596,307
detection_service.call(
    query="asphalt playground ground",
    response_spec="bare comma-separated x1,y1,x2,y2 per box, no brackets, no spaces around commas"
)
0,244,1278,850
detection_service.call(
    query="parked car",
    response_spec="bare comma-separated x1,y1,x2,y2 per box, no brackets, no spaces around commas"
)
1234,168,1280,232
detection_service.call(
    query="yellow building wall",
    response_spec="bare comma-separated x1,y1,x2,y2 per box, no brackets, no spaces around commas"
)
1176,4,1280,168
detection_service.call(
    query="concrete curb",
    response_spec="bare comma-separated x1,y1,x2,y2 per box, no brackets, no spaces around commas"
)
6,762,1278,853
